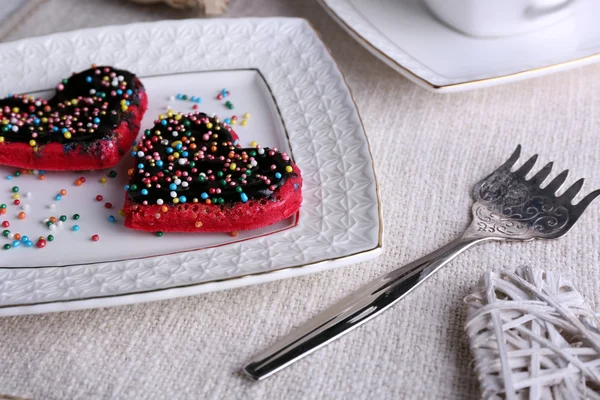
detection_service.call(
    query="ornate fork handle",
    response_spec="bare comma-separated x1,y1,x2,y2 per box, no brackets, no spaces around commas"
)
245,146,600,380
244,234,489,380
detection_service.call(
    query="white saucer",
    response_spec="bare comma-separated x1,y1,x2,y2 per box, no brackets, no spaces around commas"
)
320,0,600,92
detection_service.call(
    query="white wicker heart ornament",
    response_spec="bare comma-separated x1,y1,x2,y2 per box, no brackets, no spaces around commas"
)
465,267,600,399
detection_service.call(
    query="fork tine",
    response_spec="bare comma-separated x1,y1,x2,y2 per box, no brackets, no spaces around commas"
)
575,189,600,212
545,169,569,194
529,162,553,185
500,145,521,170
561,178,585,201
515,154,538,177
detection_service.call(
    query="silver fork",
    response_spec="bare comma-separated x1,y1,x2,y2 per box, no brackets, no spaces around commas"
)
244,145,600,380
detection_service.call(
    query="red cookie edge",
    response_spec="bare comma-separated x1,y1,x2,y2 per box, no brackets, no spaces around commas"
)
0,80,148,171
123,164,302,233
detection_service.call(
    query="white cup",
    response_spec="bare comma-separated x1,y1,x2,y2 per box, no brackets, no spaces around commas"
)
424,0,577,37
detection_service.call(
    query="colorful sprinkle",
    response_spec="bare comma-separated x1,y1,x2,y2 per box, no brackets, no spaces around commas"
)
0,66,137,155
125,111,295,209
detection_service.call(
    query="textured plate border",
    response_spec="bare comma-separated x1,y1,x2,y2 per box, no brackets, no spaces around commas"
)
319,0,600,92
0,18,383,316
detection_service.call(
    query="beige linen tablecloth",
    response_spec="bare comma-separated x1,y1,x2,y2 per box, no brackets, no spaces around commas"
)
2,1,600,399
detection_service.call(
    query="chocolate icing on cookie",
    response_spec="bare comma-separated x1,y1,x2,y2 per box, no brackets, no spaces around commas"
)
0,66,142,146
127,112,296,206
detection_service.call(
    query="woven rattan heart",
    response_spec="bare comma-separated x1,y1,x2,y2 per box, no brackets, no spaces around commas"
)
466,267,600,399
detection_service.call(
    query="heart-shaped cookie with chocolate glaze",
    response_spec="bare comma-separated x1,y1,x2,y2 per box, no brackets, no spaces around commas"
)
0,65,147,171
124,111,302,232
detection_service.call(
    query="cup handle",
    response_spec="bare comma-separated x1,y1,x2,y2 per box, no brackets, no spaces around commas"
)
524,0,576,19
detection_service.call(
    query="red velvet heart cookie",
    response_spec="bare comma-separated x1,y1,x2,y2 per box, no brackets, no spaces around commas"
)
123,112,302,232
0,66,147,171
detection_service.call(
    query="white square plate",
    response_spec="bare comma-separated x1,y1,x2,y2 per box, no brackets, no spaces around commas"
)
0,18,382,316
320,0,600,92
